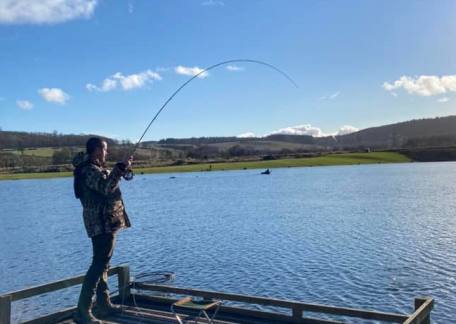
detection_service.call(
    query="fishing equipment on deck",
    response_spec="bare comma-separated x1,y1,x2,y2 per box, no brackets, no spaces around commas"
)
122,59,298,181
171,296,222,324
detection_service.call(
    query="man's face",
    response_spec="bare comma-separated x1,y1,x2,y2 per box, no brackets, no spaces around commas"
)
95,141,108,163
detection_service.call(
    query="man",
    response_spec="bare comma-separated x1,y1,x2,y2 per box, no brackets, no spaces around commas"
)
72,137,132,323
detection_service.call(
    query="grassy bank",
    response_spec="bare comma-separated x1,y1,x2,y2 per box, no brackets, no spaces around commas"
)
0,152,411,181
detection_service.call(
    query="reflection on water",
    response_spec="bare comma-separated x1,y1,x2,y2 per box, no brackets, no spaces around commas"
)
1,162,455,323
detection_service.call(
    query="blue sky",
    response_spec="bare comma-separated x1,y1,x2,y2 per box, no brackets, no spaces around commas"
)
1,0,456,141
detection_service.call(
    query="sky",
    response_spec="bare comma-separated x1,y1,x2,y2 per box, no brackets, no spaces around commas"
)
1,0,456,141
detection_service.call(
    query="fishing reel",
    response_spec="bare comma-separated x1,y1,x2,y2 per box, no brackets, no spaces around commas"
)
123,168,134,181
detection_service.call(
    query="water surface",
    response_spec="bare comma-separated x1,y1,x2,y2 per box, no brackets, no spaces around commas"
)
1,162,455,322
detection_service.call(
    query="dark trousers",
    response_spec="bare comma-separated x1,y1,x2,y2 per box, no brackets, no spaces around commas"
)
78,233,116,308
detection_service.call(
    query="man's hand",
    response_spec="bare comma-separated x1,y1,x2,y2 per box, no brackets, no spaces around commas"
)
122,155,133,169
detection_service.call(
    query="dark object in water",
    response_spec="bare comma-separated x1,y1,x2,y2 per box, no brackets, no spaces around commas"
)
261,169,271,175
170,176,176,179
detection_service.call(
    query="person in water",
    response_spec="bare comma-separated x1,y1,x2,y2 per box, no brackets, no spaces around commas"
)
72,137,132,323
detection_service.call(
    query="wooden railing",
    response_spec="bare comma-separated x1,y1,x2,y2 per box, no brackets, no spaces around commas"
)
0,264,434,324
0,264,130,324
133,282,434,324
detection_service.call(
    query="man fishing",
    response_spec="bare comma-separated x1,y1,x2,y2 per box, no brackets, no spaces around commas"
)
72,137,132,323
67,59,294,324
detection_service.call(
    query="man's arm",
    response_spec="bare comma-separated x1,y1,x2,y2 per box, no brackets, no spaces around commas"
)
84,164,125,196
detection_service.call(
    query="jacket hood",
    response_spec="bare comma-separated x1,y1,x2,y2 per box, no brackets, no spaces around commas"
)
72,152,88,168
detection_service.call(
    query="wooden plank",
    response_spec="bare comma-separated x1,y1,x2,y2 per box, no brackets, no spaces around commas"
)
403,298,433,324
120,306,235,324
219,304,343,324
117,265,131,303
132,294,344,324
133,283,408,322
22,306,76,324
1,265,125,302
292,306,303,320
0,294,11,324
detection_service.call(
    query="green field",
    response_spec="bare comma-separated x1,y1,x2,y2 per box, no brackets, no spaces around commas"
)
0,152,411,181
2,147,57,157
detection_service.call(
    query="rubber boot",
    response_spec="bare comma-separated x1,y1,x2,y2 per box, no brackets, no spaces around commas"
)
74,291,103,324
95,271,122,317
96,291,122,317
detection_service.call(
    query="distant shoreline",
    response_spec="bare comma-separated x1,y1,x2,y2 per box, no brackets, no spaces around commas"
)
0,152,411,181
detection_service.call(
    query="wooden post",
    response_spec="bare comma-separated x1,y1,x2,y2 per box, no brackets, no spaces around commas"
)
414,298,430,324
117,265,131,303
292,306,303,320
0,294,12,324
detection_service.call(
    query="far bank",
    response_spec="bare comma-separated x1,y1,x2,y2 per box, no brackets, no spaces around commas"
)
0,152,410,181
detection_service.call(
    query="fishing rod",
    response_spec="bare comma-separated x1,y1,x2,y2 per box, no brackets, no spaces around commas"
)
122,59,298,180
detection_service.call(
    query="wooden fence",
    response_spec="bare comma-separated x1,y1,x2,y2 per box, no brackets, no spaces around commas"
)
0,264,433,324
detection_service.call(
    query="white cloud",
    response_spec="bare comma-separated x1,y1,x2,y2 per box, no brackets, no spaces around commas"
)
115,71,162,90
383,75,456,96
175,65,209,79
16,100,33,110
266,124,326,137
237,132,256,138
38,88,70,104
336,125,359,136
320,90,341,100
86,70,162,92
201,0,225,6
86,83,98,92
329,91,340,99
0,0,97,24
263,124,359,138
437,97,450,103
128,2,133,14
226,65,244,72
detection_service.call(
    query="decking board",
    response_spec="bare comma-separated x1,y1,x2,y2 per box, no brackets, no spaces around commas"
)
57,305,236,324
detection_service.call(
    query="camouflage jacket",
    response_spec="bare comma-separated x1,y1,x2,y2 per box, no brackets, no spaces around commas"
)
73,153,131,238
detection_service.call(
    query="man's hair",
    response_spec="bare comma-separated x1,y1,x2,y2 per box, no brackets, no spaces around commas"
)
86,137,105,155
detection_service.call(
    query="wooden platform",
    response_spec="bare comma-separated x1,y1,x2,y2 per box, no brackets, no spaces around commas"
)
57,305,236,324
0,265,434,324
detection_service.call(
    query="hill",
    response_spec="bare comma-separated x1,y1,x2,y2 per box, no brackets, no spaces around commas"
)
0,131,115,149
2,115,456,172
328,116,456,149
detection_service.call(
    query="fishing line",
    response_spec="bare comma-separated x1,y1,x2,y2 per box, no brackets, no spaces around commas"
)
123,59,298,180
115,59,297,319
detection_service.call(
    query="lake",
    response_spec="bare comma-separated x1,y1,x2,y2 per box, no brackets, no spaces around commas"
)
1,162,455,323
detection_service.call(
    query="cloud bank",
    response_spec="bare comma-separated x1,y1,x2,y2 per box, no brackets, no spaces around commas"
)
237,124,359,138
0,0,97,24
38,88,69,104
383,75,456,96
87,70,162,92
266,124,326,137
237,132,256,138
336,125,359,136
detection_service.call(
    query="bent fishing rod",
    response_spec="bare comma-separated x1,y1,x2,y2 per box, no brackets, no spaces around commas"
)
122,59,298,180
